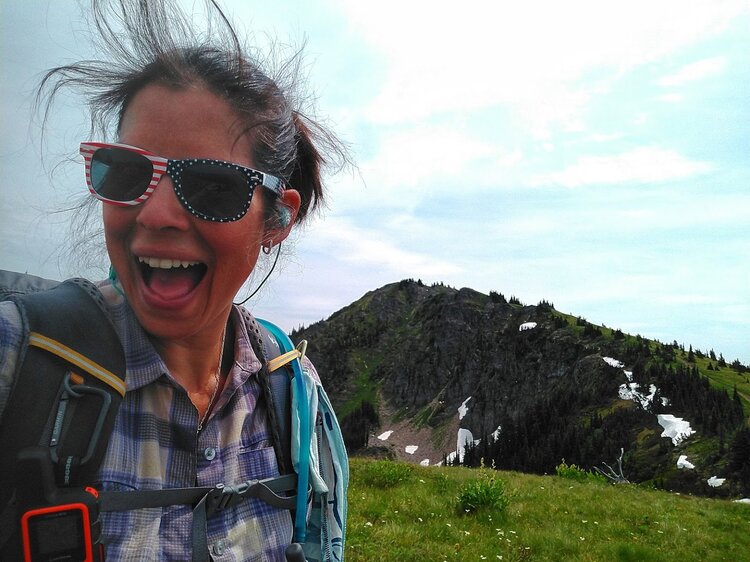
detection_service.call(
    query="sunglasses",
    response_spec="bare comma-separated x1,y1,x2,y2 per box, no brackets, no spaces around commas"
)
80,142,285,222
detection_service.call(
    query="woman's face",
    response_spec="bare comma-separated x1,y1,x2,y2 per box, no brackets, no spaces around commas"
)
105,83,282,342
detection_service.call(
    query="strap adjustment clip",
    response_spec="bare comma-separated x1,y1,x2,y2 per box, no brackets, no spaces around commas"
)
204,483,246,516
203,474,299,517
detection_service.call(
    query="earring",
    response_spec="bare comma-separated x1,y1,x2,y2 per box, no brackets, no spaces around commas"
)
262,241,274,255
108,265,126,298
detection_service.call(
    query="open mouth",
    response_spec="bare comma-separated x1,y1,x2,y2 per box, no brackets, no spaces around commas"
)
137,256,207,300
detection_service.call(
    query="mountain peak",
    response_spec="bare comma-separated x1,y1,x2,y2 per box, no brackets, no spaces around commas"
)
295,279,750,498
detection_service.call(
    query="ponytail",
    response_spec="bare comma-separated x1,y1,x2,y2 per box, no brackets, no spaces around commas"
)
289,112,325,222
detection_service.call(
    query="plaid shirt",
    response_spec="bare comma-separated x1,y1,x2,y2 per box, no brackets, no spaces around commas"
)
0,283,294,561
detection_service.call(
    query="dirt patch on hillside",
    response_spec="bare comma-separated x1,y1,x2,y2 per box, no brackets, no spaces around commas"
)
367,395,461,466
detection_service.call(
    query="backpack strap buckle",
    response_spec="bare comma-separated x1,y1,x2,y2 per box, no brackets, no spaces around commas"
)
49,373,114,485
203,474,299,517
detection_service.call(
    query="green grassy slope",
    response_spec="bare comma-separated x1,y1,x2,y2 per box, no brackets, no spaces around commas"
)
346,458,749,562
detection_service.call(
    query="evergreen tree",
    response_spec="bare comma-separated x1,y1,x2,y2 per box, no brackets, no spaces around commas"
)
537,299,554,310
729,428,750,473
489,290,506,304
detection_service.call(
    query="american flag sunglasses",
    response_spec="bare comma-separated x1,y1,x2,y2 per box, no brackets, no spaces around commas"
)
79,142,285,222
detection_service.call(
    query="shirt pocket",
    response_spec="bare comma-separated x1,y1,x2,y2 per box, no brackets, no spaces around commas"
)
235,401,279,480
238,443,280,481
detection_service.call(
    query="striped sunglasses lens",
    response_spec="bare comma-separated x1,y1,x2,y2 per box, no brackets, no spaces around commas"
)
89,146,154,202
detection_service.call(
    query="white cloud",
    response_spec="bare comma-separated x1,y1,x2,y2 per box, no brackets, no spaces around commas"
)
331,125,521,210
590,133,623,143
658,56,727,87
305,217,462,278
659,93,684,103
334,0,747,136
363,126,497,188
532,147,713,187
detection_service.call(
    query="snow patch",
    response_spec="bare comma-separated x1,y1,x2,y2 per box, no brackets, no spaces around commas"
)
677,455,695,470
519,322,537,331
377,430,393,441
623,370,633,381
457,428,474,449
707,476,726,488
445,428,479,464
603,357,625,369
657,415,696,446
458,397,472,420
619,382,658,409
405,445,418,455
420,459,430,467
491,425,502,441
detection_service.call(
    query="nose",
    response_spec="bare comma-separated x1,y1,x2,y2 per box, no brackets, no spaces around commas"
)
135,174,192,231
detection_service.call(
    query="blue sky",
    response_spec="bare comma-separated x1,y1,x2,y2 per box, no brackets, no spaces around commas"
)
1,0,748,363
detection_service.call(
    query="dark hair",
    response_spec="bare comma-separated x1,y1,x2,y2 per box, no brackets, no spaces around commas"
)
38,0,346,224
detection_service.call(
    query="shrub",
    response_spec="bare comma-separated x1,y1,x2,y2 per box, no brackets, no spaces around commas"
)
456,470,510,514
360,460,413,488
555,460,607,484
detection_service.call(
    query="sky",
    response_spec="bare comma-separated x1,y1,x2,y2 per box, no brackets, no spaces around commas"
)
1,0,749,364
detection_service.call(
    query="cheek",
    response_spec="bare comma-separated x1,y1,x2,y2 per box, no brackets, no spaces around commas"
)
102,206,133,238
210,226,262,266
102,207,134,257
214,203,267,262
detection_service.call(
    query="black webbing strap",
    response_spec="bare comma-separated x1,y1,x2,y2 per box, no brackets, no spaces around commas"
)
98,474,298,513
97,473,302,562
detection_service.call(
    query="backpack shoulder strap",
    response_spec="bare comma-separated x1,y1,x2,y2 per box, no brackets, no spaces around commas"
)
256,318,311,544
0,273,126,558
257,319,350,562
0,276,126,490
255,319,295,473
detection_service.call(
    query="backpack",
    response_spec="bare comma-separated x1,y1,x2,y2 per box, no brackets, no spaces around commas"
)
0,270,348,562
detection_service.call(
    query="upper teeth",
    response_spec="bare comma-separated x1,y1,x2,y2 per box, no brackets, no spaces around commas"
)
138,257,200,269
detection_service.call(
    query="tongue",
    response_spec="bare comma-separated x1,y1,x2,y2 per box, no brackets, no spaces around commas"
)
148,267,199,300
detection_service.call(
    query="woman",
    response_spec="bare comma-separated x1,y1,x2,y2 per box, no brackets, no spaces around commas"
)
0,1,346,560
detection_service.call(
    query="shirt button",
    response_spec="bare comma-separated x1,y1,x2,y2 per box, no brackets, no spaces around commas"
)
212,539,226,556
203,447,217,461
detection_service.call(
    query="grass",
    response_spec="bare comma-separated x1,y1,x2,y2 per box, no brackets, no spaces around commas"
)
346,458,749,562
